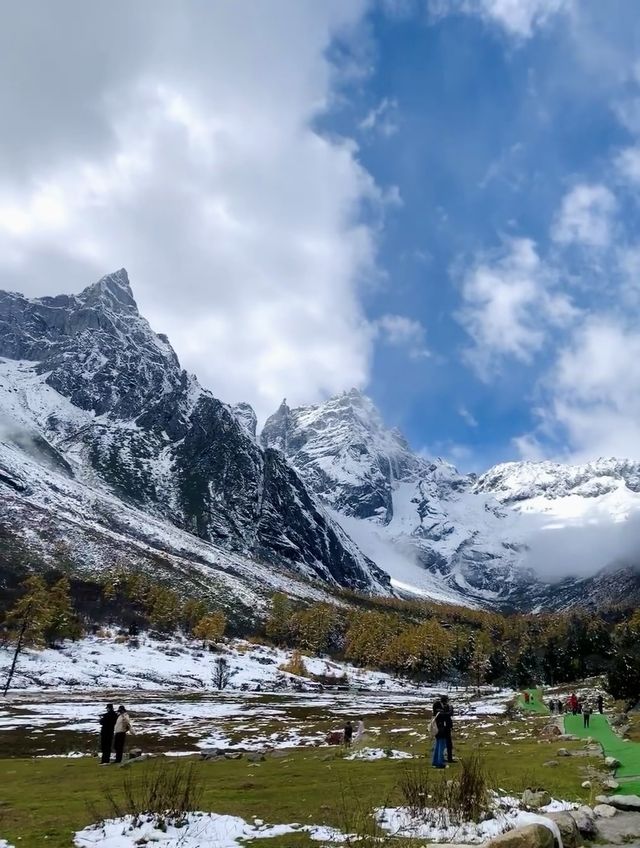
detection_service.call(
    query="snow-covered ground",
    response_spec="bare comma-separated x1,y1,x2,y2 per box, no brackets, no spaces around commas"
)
73,793,576,848
74,813,349,848
0,634,512,757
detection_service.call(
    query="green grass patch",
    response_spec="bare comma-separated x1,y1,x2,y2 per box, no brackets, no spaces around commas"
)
0,718,598,848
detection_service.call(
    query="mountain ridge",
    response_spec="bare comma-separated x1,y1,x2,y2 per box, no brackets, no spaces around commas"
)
0,271,390,619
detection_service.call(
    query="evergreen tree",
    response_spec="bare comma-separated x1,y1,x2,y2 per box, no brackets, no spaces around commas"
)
265,593,294,644
3,575,52,696
44,577,82,647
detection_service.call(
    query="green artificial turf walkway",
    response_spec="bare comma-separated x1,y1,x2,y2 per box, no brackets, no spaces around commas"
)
519,687,549,714
564,712,640,796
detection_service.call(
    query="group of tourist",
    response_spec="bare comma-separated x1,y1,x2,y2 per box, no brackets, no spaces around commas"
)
99,703,133,765
564,692,604,726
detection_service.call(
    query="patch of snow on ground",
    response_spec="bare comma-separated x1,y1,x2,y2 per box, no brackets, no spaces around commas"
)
74,813,349,848
345,747,413,761
377,799,573,844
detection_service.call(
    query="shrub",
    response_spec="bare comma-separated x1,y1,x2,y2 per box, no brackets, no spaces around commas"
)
103,762,203,828
398,753,492,827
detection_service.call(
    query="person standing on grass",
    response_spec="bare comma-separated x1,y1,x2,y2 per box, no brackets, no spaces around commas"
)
344,720,354,748
99,703,117,765
583,702,593,729
597,694,604,714
113,705,133,763
440,694,455,763
430,700,448,769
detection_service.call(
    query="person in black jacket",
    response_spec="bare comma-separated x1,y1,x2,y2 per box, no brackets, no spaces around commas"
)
440,695,455,763
99,703,117,765
431,700,448,769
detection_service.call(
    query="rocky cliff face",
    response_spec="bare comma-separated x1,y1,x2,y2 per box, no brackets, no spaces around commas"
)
0,271,389,600
262,392,640,609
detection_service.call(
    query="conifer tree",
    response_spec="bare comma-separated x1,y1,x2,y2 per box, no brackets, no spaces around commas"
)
3,575,51,695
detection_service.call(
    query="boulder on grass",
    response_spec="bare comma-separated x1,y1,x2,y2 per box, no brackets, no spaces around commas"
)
246,753,265,763
603,777,619,790
128,748,143,759
224,751,243,760
604,756,620,768
522,789,551,809
556,748,570,757
544,811,580,848
594,804,617,818
486,823,554,848
542,761,558,768
568,806,597,839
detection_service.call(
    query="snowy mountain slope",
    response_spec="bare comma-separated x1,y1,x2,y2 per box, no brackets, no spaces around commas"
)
0,271,389,602
262,392,640,609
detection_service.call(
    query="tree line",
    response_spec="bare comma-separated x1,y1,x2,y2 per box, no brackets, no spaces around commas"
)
2,571,639,703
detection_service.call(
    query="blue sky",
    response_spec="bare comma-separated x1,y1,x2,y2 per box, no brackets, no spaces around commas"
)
327,1,640,469
1,1,640,471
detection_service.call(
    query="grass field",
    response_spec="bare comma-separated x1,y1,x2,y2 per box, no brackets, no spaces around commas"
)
0,709,601,848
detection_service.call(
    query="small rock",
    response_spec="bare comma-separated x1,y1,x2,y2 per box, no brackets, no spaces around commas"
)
129,748,143,759
603,777,619,790
604,756,620,768
224,752,243,760
485,823,554,848
557,748,571,757
522,789,552,809
581,780,591,788
542,760,558,767
270,750,290,759
246,753,265,763
544,811,580,848
594,804,617,818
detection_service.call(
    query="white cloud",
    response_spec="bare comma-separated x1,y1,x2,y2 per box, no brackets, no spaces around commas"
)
375,313,430,359
552,183,617,248
428,0,573,39
458,405,478,427
546,318,640,460
360,98,399,137
0,1,389,421
457,238,576,376
615,146,640,184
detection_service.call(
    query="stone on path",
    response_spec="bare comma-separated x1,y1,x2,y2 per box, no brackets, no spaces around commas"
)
522,789,552,809
486,824,555,848
594,804,618,818
544,811,580,848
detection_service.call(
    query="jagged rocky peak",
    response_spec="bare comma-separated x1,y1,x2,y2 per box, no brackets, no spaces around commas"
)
76,268,138,314
0,270,390,596
476,457,640,502
261,389,422,522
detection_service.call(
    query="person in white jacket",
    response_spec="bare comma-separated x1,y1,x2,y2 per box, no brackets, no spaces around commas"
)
113,705,133,763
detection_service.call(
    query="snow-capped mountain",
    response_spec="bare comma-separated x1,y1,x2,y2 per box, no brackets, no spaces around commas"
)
262,393,640,608
0,271,390,617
